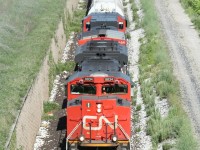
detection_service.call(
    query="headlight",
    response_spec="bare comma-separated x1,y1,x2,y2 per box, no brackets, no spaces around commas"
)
112,135,118,142
97,104,102,108
79,135,85,142
97,108,101,113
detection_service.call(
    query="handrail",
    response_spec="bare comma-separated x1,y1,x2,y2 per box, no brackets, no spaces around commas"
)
117,123,130,140
67,122,82,140
66,122,82,149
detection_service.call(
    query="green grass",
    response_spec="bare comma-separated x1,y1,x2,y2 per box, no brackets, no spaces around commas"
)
126,33,131,39
9,131,17,150
162,143,173,150
180,0,200,31
43,101,59,113
42,101,59,120
136,104,142,111
49,7,85,90
0,0,66,148
65,8,86,38
137,0,198,149
48,49,75,91
129,0,140,28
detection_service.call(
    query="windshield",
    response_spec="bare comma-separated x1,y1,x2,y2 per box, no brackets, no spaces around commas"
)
91,21,118,29
102,84,128,94
71,84,96,94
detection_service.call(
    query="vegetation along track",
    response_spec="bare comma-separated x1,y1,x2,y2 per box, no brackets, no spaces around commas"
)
155,0,200,143
132,0,199,149
34,2,86,149
34,33,77,150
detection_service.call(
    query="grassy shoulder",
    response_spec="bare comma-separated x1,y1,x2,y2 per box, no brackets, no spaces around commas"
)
138,0,198,149
0,0,66,148
180,0,200,31
8,3,85,149
49,4,86,90
65,6,86,37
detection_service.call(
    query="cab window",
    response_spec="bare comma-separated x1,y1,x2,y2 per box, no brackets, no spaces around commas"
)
102,84,128,94
119,22,124,29
71,84,96,94
86,22,91,31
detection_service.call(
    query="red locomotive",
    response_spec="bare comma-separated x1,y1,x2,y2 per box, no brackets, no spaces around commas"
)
66,60,132,150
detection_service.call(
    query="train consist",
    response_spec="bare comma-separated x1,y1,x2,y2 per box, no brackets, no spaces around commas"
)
65,0,133,149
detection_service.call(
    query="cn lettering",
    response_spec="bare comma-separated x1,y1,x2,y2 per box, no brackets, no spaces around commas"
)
83,115,118,130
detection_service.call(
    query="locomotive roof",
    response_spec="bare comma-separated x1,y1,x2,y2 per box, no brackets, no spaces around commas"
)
66,59,131,83
75,40,128,65
81,59,120,72
79,29,125,40
86,12,125,22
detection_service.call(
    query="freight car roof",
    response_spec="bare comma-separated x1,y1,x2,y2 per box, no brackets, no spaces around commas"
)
66,59,131,83
88,0,124,17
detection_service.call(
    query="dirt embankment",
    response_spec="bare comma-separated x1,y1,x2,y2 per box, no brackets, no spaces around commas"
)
155,0,200,144
14,0,79,149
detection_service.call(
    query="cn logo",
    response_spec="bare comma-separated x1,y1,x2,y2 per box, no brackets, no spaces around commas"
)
83,115,118,131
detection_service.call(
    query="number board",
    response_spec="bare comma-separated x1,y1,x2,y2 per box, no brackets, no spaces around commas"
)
84,77,94,82
104,77,115,82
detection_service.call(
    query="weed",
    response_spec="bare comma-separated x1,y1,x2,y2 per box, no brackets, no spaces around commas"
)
42,102,58,120
162,143,173,150
129,0,134,4
123,2,128,6
133,114,139,123
56,61,75,74
43,101,59,113
132,98,137,106
135,127,141,132
180,0,200,31
42,114,56,121
155,81,174,98
65,9,85,37
129,0,140,28
126,33,131,39
136,104,142,111
124,7,127,13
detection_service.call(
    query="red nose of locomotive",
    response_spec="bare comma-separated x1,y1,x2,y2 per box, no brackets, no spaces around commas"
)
67,98,131,148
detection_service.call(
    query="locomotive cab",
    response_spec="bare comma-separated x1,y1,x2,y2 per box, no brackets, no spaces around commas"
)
67,74,131,100
82,13,127,33
66,73,131,150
